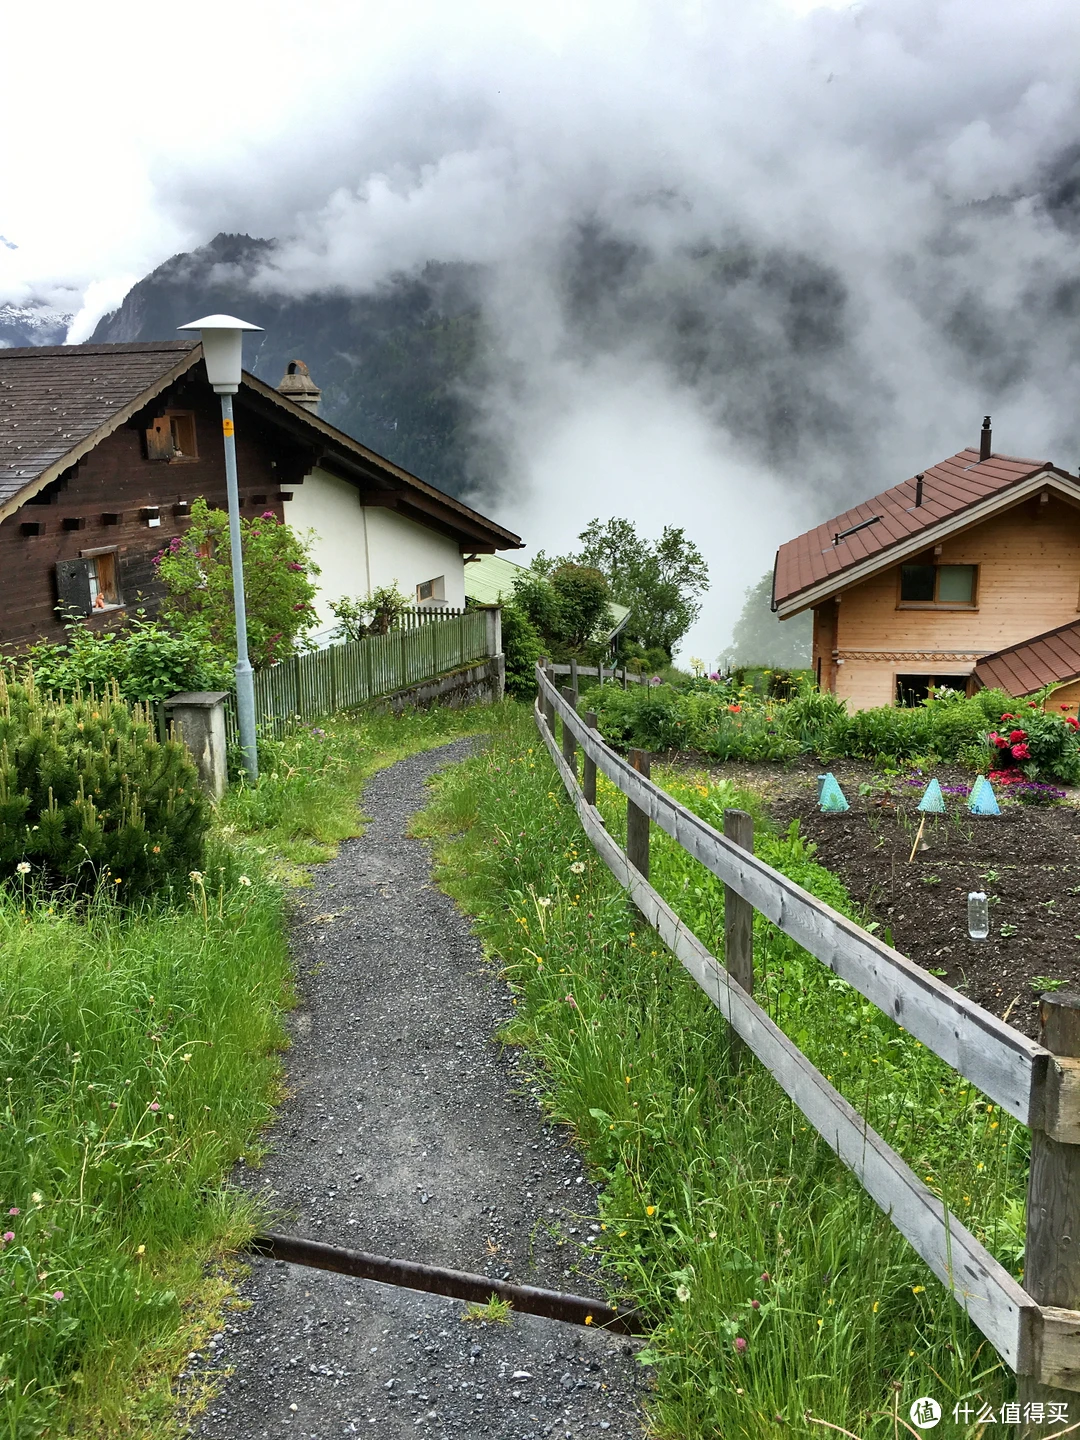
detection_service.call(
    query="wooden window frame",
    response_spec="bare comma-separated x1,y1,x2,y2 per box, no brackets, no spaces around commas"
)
81,546,124,611
897,562,979,611
416,575,446,605
145,410,200,463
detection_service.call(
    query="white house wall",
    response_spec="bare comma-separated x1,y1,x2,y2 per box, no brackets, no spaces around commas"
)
363,506,465,608
284,466,466,642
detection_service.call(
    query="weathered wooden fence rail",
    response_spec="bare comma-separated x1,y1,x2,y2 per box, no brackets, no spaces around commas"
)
546,661,647,689
535,662,1080,1403
226,609,492,740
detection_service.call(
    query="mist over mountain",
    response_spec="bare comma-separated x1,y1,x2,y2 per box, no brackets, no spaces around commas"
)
92,234,490,498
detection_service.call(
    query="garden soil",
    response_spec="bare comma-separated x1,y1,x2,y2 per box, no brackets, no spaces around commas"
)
193,741,647,1439
704,756,1080,1041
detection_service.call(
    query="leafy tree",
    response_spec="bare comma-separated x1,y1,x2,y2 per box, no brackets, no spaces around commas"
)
570,518,709,658
500,602,544,698
511,564,613,661
328,585,410,641
721,572,811,668
154,498,320,670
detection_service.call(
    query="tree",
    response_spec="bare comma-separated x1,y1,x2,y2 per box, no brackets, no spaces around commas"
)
570,518,709,658
511,564,613,661
720,571,812,668
154,498,320,670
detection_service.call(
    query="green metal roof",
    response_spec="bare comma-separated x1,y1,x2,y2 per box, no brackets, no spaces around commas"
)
464,553,629,641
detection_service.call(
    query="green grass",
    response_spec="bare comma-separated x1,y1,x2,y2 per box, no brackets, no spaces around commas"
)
415,704,1024,1439
0,699,494,1438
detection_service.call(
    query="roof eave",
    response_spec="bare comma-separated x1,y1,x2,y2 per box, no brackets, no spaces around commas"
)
774,467,1073,618
0,346,205,527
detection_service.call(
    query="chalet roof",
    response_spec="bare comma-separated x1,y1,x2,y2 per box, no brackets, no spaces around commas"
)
773,449,1076,618
0,340,521,552
974,620,1080,697
0,341,200,510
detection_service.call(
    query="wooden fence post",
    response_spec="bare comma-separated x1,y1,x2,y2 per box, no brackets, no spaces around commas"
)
561,687,578,781
582,712,598,806
569,658,579,703
1019,988,1080,1433
626,749,651,881
621,667,628,690
724,809,755,1061
538,660,555,733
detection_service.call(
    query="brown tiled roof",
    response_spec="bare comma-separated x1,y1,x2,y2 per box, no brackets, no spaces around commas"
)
974,621,1080,697
0,341,200,510
773,449,1071,614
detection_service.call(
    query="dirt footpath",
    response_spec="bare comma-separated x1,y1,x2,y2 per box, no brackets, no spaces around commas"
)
195,740,647,1439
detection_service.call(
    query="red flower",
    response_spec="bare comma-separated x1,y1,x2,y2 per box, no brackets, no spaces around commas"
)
1011,742,1030,759
1067,717,1080,731
728,704,742,713
988,731,1007,748
1062,705,1071,711
1000,713,1016,721
1028,701,1038,708
1008,730,1026,743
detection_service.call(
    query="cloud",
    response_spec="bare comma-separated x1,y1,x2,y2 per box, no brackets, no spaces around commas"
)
6,0,1080,656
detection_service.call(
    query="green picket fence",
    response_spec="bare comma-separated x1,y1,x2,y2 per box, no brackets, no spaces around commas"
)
226,609,490,740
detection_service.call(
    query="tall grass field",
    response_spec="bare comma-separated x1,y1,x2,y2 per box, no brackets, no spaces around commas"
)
416,704,1025,1439
0,701,490,1438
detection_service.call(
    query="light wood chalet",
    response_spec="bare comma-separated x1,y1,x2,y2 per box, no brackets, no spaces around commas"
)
772,419,1080,711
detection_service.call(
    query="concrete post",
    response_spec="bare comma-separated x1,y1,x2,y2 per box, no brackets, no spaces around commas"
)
163,691,230,802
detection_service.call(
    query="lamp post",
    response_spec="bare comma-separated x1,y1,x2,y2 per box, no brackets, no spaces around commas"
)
178,314,264,781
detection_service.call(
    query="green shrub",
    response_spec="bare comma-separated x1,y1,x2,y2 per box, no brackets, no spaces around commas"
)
500,602,544,699
13,615,230,706
0,676,208,898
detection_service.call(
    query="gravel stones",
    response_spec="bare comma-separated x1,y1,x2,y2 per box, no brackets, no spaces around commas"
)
196,741,647,1437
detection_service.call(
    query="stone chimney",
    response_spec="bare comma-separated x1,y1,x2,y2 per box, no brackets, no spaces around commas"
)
278,359,321,414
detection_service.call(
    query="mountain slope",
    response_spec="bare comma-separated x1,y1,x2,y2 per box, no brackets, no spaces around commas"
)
92,234,489,497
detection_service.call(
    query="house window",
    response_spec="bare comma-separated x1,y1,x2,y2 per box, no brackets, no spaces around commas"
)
145,410,198,462
899,563,977,608
895,673,971,707
54,550,123,618
416,575,446,606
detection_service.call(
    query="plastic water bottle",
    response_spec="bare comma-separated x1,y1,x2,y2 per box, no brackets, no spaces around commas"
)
968,892,989,941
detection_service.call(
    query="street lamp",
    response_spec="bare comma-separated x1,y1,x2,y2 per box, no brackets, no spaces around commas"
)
178,313,264,781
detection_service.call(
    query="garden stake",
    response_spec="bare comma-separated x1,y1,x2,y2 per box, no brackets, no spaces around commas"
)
907,815,927,864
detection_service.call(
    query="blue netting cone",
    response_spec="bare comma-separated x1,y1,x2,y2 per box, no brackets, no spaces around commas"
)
917,778,946,813
818,773,849,812
968,776,1000,816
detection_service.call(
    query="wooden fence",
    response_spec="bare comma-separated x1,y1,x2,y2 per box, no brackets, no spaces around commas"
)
535,663,1080,1409
545,660,647,688
225,609,491,740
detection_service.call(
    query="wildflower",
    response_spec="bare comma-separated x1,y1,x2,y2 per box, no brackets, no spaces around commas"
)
149,1102,161,1113
136,1244,145,1255
734,1337,747,1353
646,1205,656,1216
537,896,552,908
152,845,161,854
872,1300,879,1312
751,1299,760,1310
1,1232,12,1244
238,875,252,887
728,704,742,713
7,1208,18,1216
709,672,720,681
182,1054,192,1062
15,861,30,876
708,1230,717,1239
761,1272,770,1283
912,1285,925,1294
30,1193,41,1204
584,1314,594,1325
52,1290,64,1301
676,1284,691,1303
569,861,585,874
114,877,122,885
649,676,662,686
564,994,577,1008
189,871,204,883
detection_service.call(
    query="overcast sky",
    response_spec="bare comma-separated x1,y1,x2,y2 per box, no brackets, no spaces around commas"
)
4,0,1080,660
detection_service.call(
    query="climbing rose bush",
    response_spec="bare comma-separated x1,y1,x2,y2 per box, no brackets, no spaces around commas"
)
154,498,320,670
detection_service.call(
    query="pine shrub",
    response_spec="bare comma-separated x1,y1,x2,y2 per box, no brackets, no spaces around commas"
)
0,675,208,898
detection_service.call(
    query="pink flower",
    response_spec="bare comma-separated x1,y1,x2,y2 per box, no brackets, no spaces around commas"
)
735,1337,748,1353
262,510,276,519
8,1208,18,1216
709,672,721,681
148,1102,160,1112
761,1272,770,1283
52,1290,64,1301
564,994,577,1008
1,1232,13,1243
1011,743,1030,759
288,562,304,572
751,1299,760,1310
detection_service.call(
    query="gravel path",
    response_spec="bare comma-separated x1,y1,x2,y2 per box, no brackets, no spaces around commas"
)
195,740,648,1439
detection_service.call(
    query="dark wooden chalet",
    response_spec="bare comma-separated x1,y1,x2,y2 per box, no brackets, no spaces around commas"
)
0,340,520,652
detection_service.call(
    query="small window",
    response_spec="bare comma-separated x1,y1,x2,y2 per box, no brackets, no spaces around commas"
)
899,563,977,607
87,553,122,610
416,575,446,605
895,673,971,707
145,410,198,462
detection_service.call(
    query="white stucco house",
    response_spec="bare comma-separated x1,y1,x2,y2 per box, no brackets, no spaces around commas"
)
256,359,522,642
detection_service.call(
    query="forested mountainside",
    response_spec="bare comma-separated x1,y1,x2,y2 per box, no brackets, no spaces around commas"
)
92,234,489,498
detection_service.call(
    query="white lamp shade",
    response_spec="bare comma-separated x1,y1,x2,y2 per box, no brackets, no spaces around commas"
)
178,314,264,393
